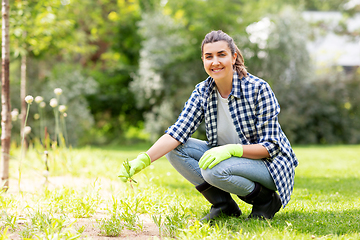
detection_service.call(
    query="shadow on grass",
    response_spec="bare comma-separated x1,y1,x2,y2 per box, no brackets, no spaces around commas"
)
294,176,360,197
278,209,360,235
212,208,360,237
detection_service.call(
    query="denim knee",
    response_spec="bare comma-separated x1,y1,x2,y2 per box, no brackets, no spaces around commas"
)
201,167,227,186
165,148,176,163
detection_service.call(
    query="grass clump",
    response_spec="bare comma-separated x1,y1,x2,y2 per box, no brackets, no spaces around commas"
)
98,216,123,237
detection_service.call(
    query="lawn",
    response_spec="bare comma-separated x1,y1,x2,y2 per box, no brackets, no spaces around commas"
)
1,143,360,239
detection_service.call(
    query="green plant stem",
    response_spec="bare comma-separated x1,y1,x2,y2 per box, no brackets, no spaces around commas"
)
38,105,45,142
60,114,68,147
54,108,60,146
18,103,31,192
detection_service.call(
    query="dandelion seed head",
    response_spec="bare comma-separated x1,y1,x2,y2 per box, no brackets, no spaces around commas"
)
11,109,19,121
35,96,44,104
59,105,67,113
39,102,46,108
11,115,18,121
24,126,31,135
54,88,63,96
63,113,67,117
34,113,40,120
50,98,58,108
25,95,34,104
11,108,19,115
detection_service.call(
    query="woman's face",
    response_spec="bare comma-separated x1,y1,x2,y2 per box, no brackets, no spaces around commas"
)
202,41,237,83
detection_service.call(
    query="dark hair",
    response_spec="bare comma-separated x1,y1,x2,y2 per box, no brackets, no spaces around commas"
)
201,30,247,78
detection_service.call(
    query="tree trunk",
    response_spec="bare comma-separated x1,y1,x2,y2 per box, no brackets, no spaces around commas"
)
1,0,11,191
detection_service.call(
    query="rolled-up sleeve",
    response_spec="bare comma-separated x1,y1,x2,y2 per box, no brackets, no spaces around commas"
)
165,88,204,144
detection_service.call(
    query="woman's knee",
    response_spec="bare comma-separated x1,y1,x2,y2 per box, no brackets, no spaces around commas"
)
167,138,209,162
165,146,181,164
201,167,226,186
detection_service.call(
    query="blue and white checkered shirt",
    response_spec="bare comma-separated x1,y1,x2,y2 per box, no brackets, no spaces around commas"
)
166,72,298,207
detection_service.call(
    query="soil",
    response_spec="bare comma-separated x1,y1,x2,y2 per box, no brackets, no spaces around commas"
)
5,176,161,240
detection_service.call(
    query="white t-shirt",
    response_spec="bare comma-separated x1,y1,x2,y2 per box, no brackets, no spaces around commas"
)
216,90,241,146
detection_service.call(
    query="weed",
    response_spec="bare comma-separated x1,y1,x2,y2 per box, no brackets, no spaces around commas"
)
118,158,137,184
152,214,163,237
119,197,143,231
98,216,123,237
152,204,190,238
70,183,101,218
18,222,35,239
28,209,81,239
29,210,66,233
1,211,24,231
0,226,10,240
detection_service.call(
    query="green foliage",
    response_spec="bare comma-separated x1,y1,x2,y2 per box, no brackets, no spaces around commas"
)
81,0,145,144
9,0,76,58
300,0,347,11
278,72,360,144
3,0,360,145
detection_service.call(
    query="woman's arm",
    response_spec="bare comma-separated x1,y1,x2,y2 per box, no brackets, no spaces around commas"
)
146,133,181,162
242,144,270,159
254,82,282,159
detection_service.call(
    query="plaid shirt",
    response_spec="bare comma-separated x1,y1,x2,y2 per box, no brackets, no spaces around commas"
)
166,72,298,207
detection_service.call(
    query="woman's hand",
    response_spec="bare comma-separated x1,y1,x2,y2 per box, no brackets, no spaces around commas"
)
199,144,243,169
118,153,151,182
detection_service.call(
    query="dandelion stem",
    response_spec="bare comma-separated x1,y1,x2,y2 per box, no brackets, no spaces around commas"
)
54,108,60,146
60,114,68,147
18,103,31,192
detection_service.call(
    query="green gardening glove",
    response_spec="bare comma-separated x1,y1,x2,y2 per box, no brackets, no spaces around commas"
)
118,153,151,182
199,144,243,170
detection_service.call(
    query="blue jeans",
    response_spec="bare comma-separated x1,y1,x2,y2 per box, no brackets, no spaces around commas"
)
165,138,276,196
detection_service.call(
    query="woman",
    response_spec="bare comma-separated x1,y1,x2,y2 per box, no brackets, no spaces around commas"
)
119,30,298,221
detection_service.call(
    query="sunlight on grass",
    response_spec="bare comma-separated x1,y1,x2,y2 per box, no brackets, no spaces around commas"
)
1,144,360,239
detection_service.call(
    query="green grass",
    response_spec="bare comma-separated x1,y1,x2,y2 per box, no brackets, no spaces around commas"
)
1,144,360,239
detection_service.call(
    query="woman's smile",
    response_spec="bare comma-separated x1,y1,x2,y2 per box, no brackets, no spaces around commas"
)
212,67,224,72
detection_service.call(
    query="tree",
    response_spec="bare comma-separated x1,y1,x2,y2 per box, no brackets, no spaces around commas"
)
1,0,11,190
10,0,76,140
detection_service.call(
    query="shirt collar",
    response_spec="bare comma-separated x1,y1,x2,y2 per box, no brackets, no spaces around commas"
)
206,76,217,95
230,71,247,99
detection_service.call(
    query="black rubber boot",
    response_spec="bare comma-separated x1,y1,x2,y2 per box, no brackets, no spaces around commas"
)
196,182,242,222
238,182,282,220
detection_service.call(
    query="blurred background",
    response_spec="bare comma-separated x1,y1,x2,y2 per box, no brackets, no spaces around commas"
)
2,0,360,147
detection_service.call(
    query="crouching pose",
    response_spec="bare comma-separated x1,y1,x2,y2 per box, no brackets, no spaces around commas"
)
119,30,298,221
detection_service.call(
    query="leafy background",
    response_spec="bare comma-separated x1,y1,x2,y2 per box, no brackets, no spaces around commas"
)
3,0,360,146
